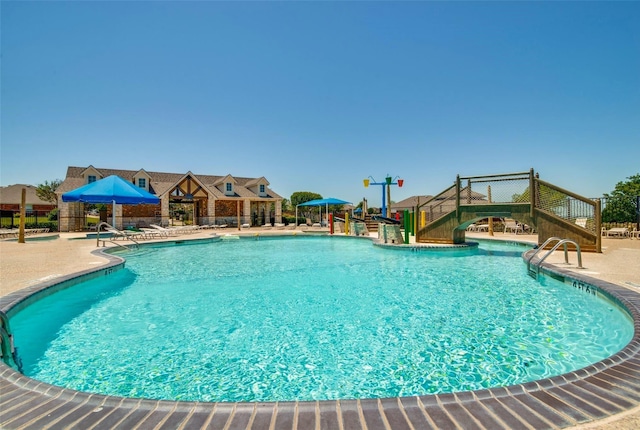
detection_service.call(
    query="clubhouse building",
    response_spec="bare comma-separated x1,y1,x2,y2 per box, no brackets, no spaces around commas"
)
56,166,283,231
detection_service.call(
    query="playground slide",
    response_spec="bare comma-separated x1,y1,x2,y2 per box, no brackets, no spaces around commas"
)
334,216,367,223
372,215,401,225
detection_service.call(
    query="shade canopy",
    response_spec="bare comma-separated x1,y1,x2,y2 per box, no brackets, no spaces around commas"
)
297,198,351,207
295,198,352,227
62,175,160,205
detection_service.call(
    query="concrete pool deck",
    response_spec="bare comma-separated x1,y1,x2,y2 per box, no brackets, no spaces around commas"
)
1,229,639,429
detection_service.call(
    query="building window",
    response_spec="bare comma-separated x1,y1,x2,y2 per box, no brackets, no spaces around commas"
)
226,183,232,192
259,184,265,194
88,175,96,184
138,178,146,188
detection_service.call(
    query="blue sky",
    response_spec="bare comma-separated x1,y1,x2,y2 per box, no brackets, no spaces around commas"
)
2,1,639,207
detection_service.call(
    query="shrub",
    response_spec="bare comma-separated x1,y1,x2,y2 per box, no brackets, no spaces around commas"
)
48,208,59,221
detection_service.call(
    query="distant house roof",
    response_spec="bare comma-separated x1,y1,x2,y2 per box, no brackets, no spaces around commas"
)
0,184,56,206
391,190,488,212
391,195,433,210
57,166,283,200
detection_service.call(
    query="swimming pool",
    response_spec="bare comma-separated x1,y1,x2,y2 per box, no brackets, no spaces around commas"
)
10,236,633,404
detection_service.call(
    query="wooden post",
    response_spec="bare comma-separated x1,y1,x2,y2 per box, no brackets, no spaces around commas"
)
530,168,536,218
488,185,494,236
18,188,27,243
415,197,420,235
237,200,241,230
595,199,602,253
455,175,461,222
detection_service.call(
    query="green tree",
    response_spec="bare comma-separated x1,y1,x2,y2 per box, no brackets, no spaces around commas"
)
290,191,322,207
36,179,62,204
280,198,291,213
605,174,640,198
602,174,640,223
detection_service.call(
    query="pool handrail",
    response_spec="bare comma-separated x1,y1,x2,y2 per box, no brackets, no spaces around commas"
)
527,237,583,278
0,310,21,372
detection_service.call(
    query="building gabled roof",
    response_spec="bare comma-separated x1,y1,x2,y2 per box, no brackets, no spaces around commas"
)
0,184,57,206
57,166,283,200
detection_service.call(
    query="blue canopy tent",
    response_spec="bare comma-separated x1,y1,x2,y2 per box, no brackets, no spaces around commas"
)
62,175,160,233
295,198,352,227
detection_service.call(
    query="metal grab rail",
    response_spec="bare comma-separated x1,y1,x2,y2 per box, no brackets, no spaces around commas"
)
527,237,584,278
0,310,22,372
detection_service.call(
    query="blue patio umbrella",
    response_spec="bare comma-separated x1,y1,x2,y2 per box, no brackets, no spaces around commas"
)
62,175,160,229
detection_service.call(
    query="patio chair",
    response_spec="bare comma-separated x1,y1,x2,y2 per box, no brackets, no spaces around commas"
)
631,228,639,239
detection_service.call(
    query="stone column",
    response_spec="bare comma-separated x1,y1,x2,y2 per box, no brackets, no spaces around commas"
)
161,196,170,226
58,199,71,232
207,196,216,225
115,204,123,230
243,199,251,225
275,199,282,224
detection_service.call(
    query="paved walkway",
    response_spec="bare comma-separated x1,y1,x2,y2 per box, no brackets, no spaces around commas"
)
1,229,639,429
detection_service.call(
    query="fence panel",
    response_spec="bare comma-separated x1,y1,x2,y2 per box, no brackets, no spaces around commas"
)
0,210,56,229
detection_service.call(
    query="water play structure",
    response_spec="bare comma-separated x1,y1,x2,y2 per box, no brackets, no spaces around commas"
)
415,169,602,252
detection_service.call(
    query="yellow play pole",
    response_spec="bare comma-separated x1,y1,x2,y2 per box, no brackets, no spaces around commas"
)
345,212,349,235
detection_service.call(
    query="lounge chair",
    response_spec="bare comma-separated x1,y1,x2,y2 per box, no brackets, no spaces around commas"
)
140,227,167,239
607,227,629,238
105,226,144,241
503,219,523,234
575,218,588,229
0,229,18,238
150,224,180,236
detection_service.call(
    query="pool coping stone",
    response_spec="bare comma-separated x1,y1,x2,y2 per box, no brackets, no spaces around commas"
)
1,237,639,430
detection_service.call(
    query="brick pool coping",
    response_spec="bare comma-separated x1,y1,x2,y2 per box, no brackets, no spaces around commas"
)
1,240,639,430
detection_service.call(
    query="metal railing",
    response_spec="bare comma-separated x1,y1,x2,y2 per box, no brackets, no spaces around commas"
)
527,237,583,279
416,169,602,237
0,311,22,372
535,179,600,236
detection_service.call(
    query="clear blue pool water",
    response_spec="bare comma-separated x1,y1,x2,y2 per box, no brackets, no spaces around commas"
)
12,236,633,402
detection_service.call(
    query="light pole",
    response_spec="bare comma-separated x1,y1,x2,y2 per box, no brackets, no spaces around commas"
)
363,175,404,218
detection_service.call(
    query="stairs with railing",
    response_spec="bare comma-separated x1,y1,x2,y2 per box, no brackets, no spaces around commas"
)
415,169,602,252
